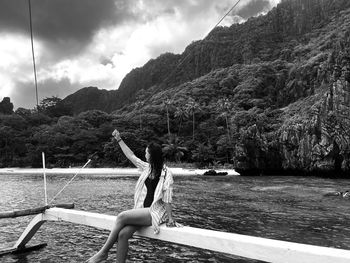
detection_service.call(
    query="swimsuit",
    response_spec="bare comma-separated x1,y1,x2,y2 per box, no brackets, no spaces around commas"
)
143,176,160,208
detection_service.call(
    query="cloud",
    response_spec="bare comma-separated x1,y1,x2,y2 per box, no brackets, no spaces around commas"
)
236,0,272,19
0,33,37,105
0,0,137,58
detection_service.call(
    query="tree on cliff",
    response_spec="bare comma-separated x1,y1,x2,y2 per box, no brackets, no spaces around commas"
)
38,96,72,117
0,97,14,115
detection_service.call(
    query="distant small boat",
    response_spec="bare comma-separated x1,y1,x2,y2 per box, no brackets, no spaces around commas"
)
1,207,350,263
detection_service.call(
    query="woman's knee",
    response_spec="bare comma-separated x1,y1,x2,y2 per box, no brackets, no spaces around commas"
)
118,226,134,240
116,211,128,225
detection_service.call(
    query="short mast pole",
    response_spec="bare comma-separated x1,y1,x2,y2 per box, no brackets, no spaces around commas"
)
42,152,48,205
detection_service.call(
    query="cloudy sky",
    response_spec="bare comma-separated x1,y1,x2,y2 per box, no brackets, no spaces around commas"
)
0,0,280,109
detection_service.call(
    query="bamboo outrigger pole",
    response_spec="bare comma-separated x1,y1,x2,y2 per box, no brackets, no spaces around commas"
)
0,204,74,256
0,203,74,219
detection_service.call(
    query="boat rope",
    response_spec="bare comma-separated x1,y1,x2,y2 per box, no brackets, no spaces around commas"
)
212,0,242,29
49,159,91,204
141,0,242,105
27,0,39,109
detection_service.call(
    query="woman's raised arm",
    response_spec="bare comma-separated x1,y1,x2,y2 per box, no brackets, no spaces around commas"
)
112,129,147,169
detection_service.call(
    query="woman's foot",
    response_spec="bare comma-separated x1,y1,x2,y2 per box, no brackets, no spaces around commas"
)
86,251,108,263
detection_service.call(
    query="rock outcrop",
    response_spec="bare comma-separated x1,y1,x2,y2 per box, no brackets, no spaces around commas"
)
233,50,350,175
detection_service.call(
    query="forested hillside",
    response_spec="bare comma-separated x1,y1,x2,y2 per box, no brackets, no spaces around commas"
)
63,0,350,113
1,0,350,175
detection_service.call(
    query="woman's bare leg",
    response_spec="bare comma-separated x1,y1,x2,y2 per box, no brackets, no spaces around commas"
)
86,208,151,263
116,225,140,263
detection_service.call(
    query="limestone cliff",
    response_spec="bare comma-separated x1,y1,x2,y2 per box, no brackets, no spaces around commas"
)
233,49,350,174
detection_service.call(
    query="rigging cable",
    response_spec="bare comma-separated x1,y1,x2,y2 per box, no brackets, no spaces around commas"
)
48,153,97,203
26,2,93,204
49,159,92,204
28,0,39,109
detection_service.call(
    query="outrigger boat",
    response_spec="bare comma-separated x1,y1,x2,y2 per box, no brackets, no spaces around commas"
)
1,205,350,263
1,155,350,262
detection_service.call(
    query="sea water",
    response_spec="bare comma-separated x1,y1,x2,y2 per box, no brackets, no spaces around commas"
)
0,173,350,262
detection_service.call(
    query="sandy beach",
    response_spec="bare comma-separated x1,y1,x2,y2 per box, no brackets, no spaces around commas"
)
0,167,240,176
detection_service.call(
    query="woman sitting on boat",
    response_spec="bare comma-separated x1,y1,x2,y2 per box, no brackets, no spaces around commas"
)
87,129,178,263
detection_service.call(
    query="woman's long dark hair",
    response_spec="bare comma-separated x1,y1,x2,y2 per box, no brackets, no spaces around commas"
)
147,142,164,179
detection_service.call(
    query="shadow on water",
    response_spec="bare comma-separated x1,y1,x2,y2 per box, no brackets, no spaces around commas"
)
9,253,31,263
1,173,350,262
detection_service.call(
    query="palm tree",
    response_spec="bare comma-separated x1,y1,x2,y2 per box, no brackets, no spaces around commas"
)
185,98,200,141
134,101,144,130
174,105,189,136
216,97,235,163
163,98,173,137
162,135,188,163
192,142,215,167
216,97,233,142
